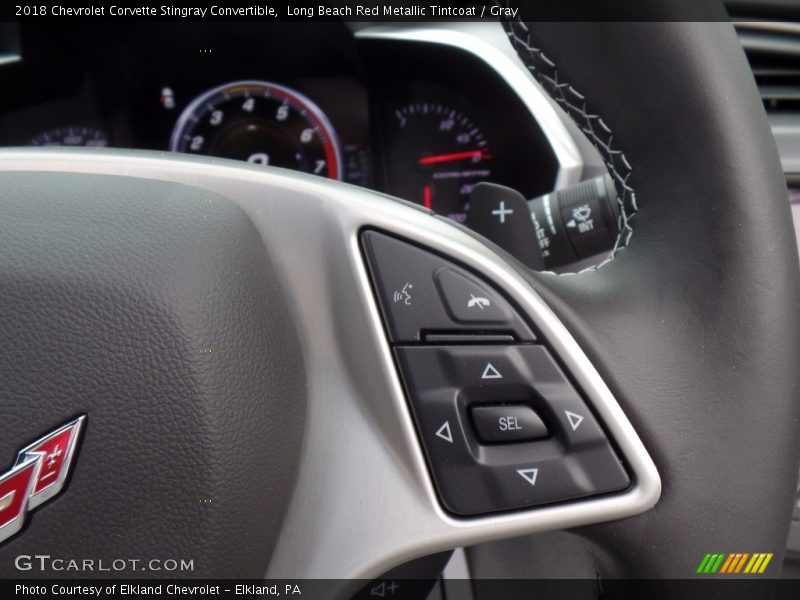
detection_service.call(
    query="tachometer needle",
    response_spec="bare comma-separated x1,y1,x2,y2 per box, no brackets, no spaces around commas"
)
419,150,484,166
423,185,433,209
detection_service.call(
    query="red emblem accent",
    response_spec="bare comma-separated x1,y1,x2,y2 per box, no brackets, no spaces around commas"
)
0,416,85,544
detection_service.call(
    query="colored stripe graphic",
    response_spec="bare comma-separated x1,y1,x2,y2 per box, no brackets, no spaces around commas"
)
720,553,738,574
758,553,773,573
744,554,760,573
719,553,736,573
696,554,712,573
734,553,749,573
697,553,726,573
697,552,773,575
710,553,726,573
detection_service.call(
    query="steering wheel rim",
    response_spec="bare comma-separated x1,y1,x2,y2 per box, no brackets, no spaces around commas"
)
500,8,800,584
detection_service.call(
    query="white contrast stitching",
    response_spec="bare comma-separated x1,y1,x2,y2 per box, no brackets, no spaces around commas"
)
498,3,637,271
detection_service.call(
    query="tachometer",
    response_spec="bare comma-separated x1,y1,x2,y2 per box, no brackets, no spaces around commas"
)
169,80,342,179
384,103,492,221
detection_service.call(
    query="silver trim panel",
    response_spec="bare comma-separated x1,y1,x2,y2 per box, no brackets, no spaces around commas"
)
737,29,800,57
442,548,473,600
772,115,800,174
0,149,660,584
0,53,21,66
355,23,584,190
735,20,800,38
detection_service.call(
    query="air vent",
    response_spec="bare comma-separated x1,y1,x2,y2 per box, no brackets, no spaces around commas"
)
735,21,800,112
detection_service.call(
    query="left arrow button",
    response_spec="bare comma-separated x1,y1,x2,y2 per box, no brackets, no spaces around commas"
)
435,421,453,443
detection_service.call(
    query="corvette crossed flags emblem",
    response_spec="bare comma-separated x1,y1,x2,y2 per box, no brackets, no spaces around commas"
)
0,416,86,545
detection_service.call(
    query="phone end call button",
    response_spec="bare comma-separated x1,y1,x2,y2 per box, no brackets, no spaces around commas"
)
435,267,511,324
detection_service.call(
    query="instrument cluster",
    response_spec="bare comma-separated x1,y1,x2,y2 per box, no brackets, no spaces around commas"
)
0,22,559,216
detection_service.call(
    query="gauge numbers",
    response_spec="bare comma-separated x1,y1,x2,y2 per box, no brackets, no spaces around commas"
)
169,80,342,180
386,103,492,220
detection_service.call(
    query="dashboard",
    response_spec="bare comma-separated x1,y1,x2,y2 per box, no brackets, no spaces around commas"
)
5,18,796,268
0,22,561,222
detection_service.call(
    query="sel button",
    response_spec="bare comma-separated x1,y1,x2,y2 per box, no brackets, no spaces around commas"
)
471,405,549,444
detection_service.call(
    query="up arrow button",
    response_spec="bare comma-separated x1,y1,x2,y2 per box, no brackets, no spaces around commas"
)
481,362,503,380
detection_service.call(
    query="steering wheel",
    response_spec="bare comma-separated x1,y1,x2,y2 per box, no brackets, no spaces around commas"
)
0,3,798,597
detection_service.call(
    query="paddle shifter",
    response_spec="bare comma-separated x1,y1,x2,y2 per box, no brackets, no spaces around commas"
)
467,175,619,270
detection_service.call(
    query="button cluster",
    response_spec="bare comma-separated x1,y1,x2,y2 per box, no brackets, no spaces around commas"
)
395,345,629,515
362,231,629,516
362,231,535,342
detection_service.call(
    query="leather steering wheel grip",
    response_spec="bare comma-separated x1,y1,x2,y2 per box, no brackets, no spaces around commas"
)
502,2,800,583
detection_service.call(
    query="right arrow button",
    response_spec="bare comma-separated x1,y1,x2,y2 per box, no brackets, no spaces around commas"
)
565,410,584,431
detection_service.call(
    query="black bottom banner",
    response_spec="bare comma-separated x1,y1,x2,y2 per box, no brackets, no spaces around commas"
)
4,579,800,600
